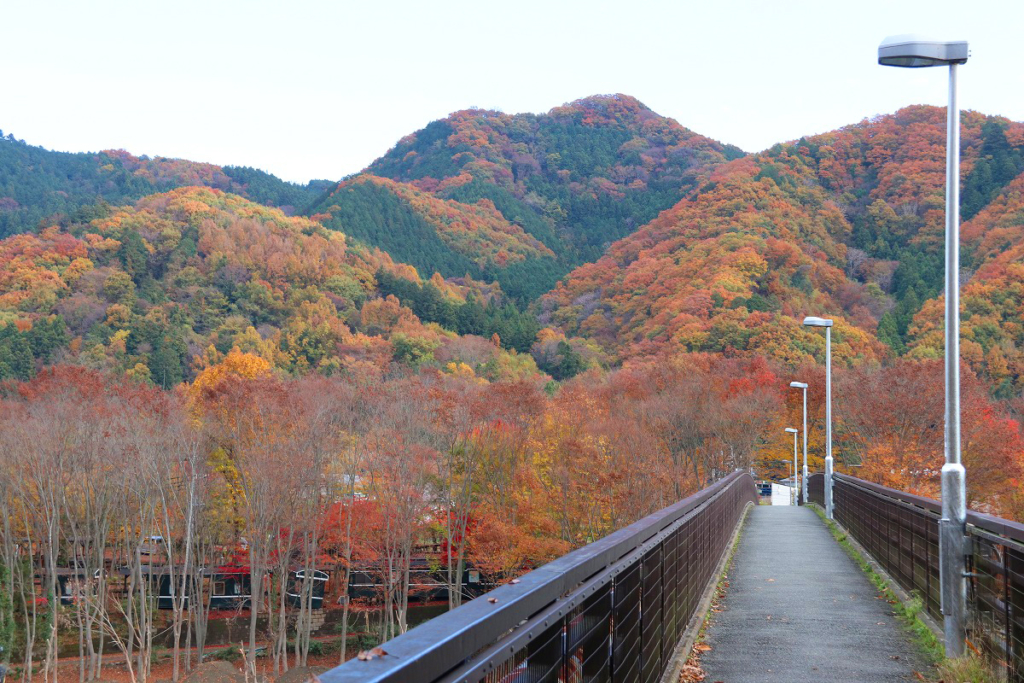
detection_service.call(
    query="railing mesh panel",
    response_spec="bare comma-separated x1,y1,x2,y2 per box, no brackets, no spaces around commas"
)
463,478,754,683
819,473,1024,682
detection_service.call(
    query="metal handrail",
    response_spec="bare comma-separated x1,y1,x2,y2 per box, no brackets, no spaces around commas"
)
832,473,1024,545
322,471,756,683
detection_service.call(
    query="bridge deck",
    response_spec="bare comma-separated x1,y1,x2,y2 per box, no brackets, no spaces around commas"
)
701,505,928,682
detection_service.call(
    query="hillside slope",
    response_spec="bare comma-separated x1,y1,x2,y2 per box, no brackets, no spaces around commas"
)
0,133,330,237
908,169,1024,393
309,174,560,301
0,187,541,386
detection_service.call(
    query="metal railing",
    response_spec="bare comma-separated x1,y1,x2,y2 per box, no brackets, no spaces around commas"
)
807,472,1024,681
322,471,756,683
806,472,824,507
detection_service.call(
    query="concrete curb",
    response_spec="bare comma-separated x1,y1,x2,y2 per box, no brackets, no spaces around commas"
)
659,501,753,683
810,504,944,641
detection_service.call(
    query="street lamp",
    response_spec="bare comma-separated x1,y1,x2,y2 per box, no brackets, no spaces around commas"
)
879,33,969,659
790,382,809,503
785,428,799,506
802,316,833,518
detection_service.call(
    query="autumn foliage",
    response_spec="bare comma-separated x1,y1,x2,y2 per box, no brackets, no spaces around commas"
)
0,186,545,387
2,95,1024,682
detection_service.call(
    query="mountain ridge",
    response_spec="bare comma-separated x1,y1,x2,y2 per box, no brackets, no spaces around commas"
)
0,132,332,237
538,105,1024,375
6,98,1024,390
305,94,743,302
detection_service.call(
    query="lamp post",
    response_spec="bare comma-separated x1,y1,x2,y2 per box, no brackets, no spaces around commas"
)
879,33,969,658
785,428,799,506
802,316,833,518
790,382,809,503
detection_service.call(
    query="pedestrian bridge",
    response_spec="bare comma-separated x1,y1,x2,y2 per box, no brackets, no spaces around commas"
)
322,472,1024,683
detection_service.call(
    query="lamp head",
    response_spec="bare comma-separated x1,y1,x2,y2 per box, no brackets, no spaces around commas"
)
803,316,833,328
785,428,798,434
789,381,808,389
879,35,968,68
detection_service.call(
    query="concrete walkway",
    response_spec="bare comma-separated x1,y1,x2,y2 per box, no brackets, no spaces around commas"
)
701,506,928,682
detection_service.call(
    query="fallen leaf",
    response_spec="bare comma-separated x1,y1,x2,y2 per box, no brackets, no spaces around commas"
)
678,663,706,682
488,597,499,603
694,643,711,652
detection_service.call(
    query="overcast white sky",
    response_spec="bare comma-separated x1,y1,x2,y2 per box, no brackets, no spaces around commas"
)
4,0,1023,184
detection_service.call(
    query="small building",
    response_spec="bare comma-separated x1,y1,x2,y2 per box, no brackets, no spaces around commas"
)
347,559,495,603
205,565,252,610
54,568,102,605
148,565,251,610
286,569,329,609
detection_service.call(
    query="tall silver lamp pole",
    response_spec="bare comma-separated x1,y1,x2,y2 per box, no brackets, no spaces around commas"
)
878,33,969,659
802,317,833,518
785,428,799,506
790,382,809,503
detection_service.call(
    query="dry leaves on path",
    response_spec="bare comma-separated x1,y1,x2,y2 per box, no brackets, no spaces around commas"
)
679,663,706,682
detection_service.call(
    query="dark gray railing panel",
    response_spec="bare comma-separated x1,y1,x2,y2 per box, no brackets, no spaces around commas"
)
827,472,1024,682
807,472,824,507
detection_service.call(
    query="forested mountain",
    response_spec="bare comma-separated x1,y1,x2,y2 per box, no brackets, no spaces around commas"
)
0,186,542,387
306,94,743,302
540,106,1024,374
6,101,1024,389
0,132,331,237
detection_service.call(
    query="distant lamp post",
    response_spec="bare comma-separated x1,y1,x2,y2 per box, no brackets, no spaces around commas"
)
802,316,834,518
785,428,799,506
879,33,969,659
790,382,809,503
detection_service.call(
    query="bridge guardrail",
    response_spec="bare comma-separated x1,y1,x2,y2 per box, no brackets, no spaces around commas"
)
322,470,756,683
807,472,1024,682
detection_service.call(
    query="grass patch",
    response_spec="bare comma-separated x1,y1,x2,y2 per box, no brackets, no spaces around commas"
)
936,654,1000,683
809,504,999,683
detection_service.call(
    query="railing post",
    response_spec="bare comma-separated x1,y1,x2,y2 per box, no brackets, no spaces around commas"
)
825,326,834,519
824,457,834,520
940,463,967,657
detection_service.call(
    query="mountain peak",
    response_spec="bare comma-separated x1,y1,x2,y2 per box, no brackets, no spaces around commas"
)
548,94,662,127
557,93,650,112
